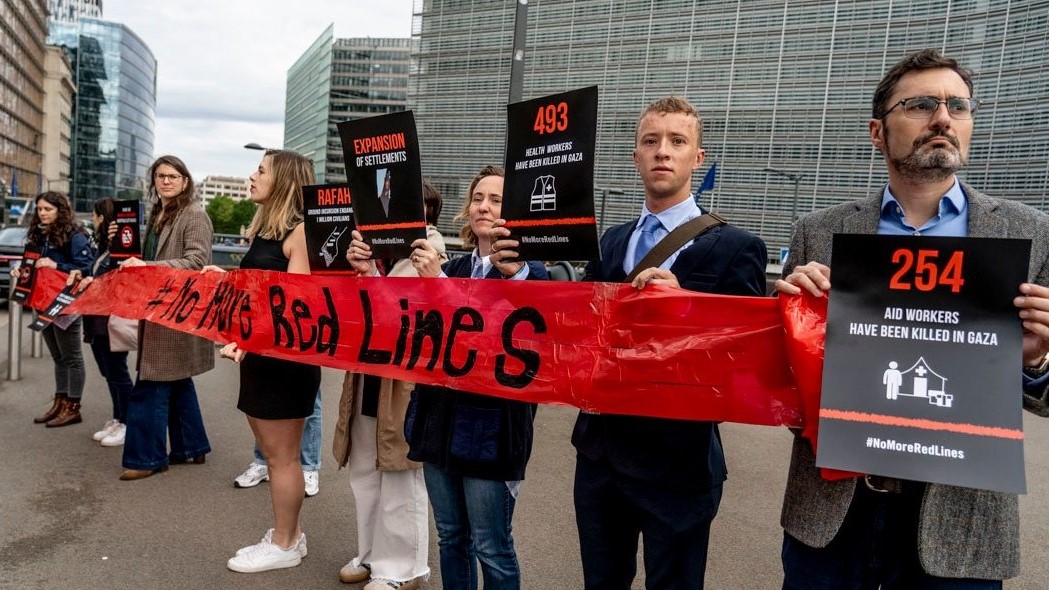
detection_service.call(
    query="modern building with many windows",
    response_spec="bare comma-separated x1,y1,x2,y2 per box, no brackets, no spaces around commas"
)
196,174,250,206
284,25,411,183
1,0,48,202
409,0,1049,257
46,0,100,23
42,45,76,195
49,17,156,211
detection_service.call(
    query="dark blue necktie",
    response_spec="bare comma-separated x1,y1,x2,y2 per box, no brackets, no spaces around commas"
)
632,215,663,270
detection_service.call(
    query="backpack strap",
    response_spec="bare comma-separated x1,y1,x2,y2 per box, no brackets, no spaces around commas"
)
624,212,726,283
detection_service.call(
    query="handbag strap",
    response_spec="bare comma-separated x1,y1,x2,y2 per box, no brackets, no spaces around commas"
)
624,212,726,283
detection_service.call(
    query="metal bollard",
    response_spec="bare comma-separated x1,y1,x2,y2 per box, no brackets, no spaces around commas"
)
7,291,21,381
31,325,42,357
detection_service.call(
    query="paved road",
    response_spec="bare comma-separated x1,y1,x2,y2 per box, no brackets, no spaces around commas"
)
0,310,1046,589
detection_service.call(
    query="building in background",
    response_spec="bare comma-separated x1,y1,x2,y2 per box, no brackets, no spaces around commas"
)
49,17,156,212
410,0,1049,257
41,46,76,195
0,0,49,204
46,0,101,22
284,24,411,183
197,174,250,206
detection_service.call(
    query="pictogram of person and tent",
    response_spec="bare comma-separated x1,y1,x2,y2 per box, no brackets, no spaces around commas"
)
882,356,953,408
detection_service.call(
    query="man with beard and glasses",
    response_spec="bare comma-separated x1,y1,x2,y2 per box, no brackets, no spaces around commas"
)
775,49,1049,589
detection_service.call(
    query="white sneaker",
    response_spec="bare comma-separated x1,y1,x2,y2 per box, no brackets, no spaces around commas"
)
338,558,371,584
234,463,269,488
92,419,120,442
303,469,319,497
227,531,306,573
100,423,126,447
236,529,307,558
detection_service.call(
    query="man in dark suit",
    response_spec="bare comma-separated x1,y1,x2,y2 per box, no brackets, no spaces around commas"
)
572,96,767,590
776,49,1049,588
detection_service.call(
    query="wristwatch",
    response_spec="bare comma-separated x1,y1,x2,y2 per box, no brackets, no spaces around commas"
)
1024,354,1049,378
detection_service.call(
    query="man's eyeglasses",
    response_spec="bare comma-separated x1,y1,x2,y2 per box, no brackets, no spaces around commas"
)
154,173,184,182
883,96,981,120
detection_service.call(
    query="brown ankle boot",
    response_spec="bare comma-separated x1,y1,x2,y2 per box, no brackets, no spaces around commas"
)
46,400,82,427
34,394,67,423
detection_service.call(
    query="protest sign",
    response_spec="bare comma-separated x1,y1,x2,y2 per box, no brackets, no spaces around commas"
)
502,86,600,261
338,111,426,260
303,182,356,275
110,199,141,259
817,234,1030,493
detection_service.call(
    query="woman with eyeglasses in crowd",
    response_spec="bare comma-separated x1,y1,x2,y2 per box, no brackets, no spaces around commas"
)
209,149,320,574
115,155,215,481
17,191,93,428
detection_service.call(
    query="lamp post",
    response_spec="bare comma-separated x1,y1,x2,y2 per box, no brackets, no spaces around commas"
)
763,167,803,224
243,143,268,151
596,187,625,233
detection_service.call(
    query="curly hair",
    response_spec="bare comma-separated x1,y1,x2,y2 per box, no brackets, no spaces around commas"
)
27,191,79,249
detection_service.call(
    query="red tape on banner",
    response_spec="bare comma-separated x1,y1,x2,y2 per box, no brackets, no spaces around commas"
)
29,267,818,428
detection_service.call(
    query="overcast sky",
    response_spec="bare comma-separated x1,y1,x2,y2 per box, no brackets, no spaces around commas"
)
104,1,415,180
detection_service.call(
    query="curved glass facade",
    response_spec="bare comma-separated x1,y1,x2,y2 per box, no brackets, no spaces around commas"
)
49,17,155,211
410,0,1049,257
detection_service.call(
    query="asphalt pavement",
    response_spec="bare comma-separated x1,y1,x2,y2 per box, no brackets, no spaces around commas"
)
0,307,1046,589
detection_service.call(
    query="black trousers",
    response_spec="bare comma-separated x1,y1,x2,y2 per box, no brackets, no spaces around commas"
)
574,453,723,590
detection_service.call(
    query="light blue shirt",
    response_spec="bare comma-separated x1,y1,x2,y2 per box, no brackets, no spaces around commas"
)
623,197,703,275
439,250,530,280
877,178,968,237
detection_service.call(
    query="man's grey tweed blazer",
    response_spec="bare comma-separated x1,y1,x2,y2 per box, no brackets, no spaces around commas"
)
780,182,1049,580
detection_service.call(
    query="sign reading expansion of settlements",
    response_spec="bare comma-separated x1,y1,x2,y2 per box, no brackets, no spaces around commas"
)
817,234,1031,493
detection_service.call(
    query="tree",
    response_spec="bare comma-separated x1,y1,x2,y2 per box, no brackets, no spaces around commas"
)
206,195,256,235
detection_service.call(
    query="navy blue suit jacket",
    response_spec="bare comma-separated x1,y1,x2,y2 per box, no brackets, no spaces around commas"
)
572,216,767,490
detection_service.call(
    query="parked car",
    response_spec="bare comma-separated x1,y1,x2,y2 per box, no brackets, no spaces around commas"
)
0,226,28,299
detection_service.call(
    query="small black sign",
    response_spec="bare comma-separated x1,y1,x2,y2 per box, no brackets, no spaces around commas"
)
817,234,1030,493
29,284,80,332
502,86,600,261
110,199,141,259
11,245,41,304
337,111,426,260
303,183,356,275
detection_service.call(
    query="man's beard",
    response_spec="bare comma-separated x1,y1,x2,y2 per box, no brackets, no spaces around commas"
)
888,130,966,183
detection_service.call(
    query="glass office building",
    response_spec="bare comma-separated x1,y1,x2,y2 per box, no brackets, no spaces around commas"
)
49,18,155,211
1,0,48,200
285,25,412,183
410,0,1049,257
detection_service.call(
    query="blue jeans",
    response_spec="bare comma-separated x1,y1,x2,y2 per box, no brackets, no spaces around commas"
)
88,335,132,423
424,463,520,590
41,318,86,401
122,378,211,470
253,389,322,470
781,484,1002,590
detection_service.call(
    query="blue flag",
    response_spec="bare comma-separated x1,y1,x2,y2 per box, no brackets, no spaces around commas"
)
697,161,717,194
9,172,16,198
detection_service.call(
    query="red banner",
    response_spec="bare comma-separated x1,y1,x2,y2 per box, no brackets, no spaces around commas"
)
29,267,813,428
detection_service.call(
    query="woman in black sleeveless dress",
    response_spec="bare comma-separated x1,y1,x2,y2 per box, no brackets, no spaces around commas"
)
208,150,320,574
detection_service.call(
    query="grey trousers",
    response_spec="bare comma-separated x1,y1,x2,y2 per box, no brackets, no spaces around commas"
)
41,317,86,401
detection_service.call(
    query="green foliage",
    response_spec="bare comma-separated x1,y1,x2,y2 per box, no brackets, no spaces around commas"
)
206,195,256,234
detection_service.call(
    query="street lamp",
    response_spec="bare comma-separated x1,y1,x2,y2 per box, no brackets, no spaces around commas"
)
243,143,268,151
763,167,804,224
596,187,625,232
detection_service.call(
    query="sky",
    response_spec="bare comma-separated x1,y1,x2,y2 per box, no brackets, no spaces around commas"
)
103,0,416,180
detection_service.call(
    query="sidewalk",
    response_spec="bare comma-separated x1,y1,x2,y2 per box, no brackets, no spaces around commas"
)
0,347,1046,589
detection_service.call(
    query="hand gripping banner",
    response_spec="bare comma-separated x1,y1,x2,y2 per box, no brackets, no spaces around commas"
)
29,267,811,428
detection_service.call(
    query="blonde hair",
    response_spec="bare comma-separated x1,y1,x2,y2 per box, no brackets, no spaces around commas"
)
636,96,703,145
246,149,315,240
453,165,504,250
